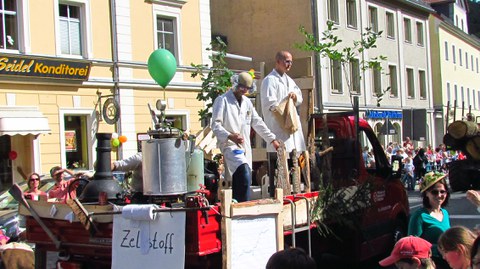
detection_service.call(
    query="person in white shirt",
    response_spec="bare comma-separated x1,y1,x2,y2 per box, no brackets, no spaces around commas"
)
261,51,306,194
211,72,280,202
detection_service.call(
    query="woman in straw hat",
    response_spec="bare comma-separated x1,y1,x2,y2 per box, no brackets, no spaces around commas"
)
408,171,451,269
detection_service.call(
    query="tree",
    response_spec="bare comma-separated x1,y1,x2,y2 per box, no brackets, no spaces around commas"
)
191,37,234,123
296,21,388,237
297,21,389,107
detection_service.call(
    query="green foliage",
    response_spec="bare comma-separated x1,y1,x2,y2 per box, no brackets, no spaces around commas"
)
312,177,374,238
297,21,389,107
191,37,234,121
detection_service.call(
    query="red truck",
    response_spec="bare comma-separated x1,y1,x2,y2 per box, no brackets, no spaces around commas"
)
22,110,409,269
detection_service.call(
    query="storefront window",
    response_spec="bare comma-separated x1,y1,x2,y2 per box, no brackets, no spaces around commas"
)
64,115,88,169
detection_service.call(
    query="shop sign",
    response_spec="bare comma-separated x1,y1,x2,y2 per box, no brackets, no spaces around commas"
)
0,54,91,81
365,110,402,119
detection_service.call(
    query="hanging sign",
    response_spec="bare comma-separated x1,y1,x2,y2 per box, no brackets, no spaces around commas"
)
112,211,186,269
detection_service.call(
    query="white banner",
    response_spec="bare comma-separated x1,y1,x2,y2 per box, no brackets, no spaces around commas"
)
112,211,186,269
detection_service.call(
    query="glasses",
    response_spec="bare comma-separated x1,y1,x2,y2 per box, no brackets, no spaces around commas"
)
238,85,253,91
284,60,293,65
29,177,40,181
430,190,447,195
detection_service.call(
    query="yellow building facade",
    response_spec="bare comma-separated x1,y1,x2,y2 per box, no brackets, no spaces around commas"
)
0,0,209,191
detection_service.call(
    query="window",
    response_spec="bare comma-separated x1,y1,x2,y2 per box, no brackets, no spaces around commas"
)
447,82,451,103
0,0,18,50
461,86,464,105
330,59,342,93
473,89,476,109
477,58,479,73
453,85,458,102
404,18,412,43
477,91,480,109
465,51,468,69
444,41,448,61
459,48,462,66
466,52,468,69
419,70,426,99
350,58,360,93
386,12,395,38
369,6,378,32
416,22,424,46
406,68,414,98
468,88,471,107
372,68,381,96
471,55,474,71
156,17,176,57
388,65,398,97
346,0,357,28
452,45,456,63
328,0,339,23
59,4,82,55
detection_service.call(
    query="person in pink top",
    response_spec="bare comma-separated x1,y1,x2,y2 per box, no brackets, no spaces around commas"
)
24,173,47,200
47,166,79,201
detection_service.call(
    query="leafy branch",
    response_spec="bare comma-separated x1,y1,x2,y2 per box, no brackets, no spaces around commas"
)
191,37,234,122
312,177,374,238
297,21,389,107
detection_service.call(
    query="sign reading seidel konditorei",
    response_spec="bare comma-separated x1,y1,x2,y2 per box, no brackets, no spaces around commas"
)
0,54,91,81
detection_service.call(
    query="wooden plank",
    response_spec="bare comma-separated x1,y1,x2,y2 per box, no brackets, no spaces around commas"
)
302,151,311,193
291,149,301,194
221,189,232,269
276,141,291,195
19,200,114,223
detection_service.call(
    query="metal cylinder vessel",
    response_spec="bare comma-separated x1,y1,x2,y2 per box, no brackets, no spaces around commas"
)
142,137,187,195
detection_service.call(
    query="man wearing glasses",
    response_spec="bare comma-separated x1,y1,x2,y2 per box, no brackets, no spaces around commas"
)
211,72,279,202
261,51,306,195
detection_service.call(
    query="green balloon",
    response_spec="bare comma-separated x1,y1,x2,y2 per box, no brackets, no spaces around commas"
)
148,49,177,88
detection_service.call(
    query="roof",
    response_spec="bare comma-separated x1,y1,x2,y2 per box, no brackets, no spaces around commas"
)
0,106,51,136
423,0,455,4
400,0,436,12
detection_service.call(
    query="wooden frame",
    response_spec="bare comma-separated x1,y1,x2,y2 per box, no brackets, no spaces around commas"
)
220,188,284,269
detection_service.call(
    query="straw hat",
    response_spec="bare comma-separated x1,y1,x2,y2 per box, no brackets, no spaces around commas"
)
420,171,447,193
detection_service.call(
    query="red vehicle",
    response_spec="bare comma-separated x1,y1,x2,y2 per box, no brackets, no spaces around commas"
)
23,110,409,269
304,111,409,266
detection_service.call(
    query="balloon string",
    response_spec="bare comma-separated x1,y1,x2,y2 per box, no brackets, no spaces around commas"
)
163,87,166,100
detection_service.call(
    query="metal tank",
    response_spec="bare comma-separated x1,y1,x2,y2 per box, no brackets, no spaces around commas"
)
142,137,187,196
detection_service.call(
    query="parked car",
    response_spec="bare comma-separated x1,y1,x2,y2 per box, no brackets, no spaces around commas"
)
0,178,55,239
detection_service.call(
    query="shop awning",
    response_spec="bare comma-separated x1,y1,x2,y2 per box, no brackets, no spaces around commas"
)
0,106,51,136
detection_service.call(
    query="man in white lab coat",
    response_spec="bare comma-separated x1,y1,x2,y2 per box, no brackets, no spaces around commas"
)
211,72,280,202
261,51,306,195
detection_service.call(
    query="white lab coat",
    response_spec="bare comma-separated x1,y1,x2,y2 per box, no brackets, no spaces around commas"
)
261,69,306,153
211,89,276,179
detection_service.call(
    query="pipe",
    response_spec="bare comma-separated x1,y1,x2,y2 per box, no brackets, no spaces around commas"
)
110,0,122,160
310,0,322,112
212,51,252,62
